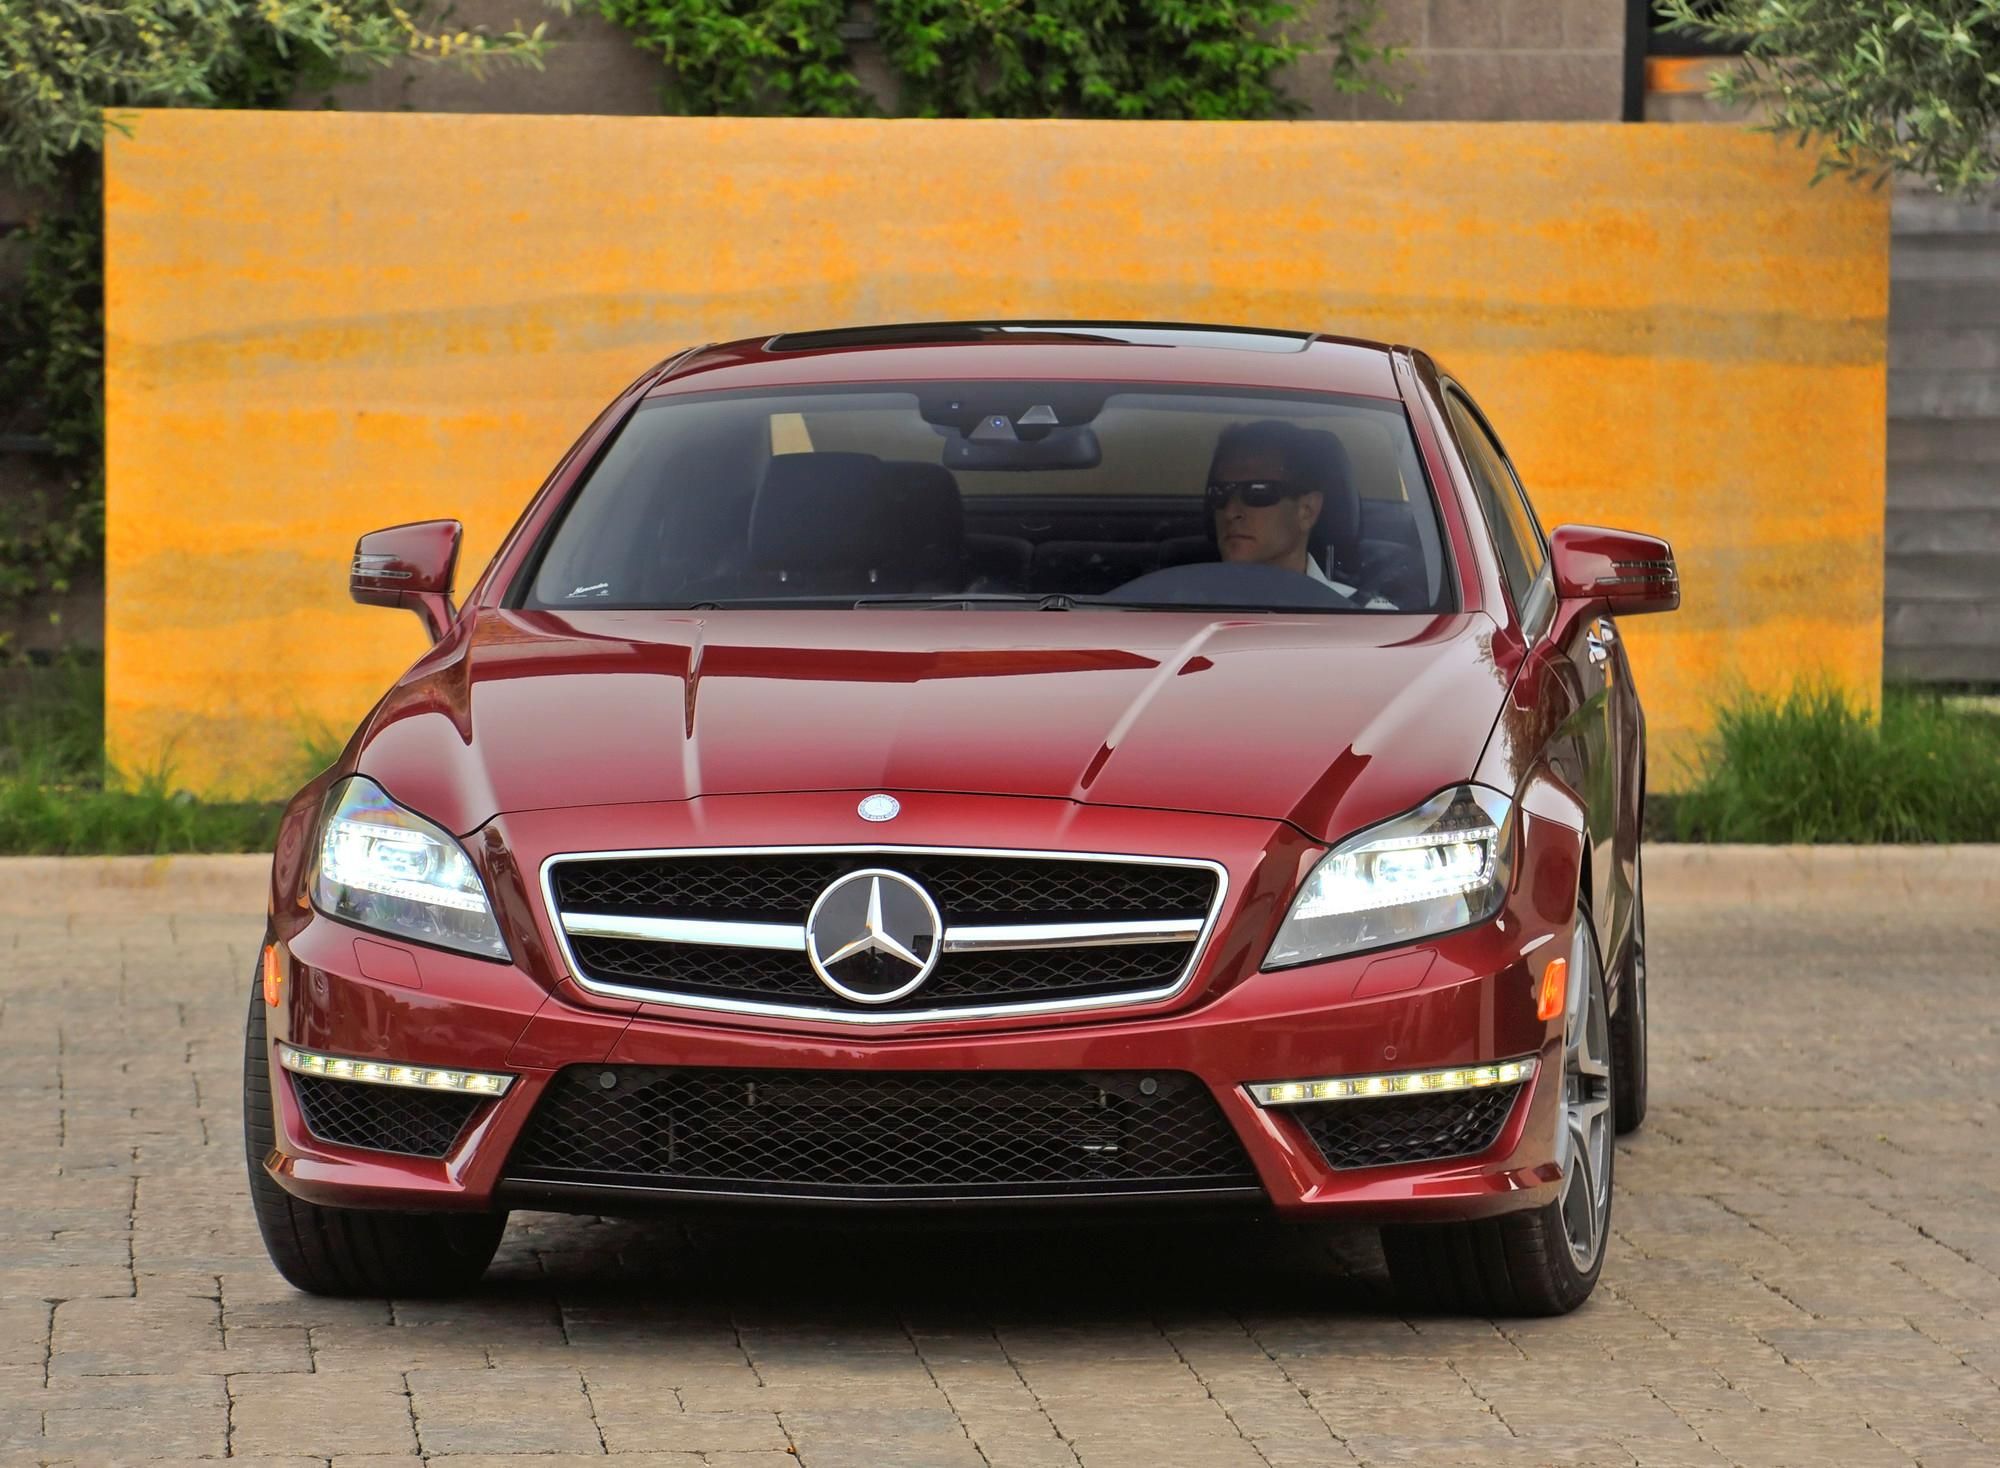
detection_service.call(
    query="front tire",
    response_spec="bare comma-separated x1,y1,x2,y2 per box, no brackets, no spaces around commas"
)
1381,909,1615,1316
1610,852,1650,1133
242,973,505,1297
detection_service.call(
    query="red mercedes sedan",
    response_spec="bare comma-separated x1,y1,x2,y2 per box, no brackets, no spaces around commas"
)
244,322,1678,1315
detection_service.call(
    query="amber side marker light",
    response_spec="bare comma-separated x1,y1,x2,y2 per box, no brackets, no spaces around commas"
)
261,942,285,1007
1536,956,1569,1022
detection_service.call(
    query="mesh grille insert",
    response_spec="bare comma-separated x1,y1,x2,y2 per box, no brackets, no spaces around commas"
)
292,1074,481,1158
549,851,1218,1013
554,853,1214,924
507,1067,1260,1199
1295,1085,1522,1171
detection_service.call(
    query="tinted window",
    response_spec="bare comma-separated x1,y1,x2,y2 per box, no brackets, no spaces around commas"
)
522,383,1454,614
1445,390,1546,605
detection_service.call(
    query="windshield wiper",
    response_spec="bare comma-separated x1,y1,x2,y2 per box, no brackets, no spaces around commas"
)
1084,600,1325,613
851,593,1322,613
851,593,1079,611
669,593,1323,613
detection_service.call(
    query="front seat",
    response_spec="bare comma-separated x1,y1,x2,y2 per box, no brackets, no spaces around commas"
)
1297,428,1361,581
875,461,967,592
745,451,890,593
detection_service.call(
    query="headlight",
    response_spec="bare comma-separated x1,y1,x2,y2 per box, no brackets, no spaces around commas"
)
311,776,510,959
1264,784,1513,968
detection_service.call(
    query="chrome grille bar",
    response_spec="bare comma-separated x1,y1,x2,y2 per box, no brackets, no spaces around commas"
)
940,919,1202,952
561,913,806,952
539,844,1228,1026
560,912,1202,953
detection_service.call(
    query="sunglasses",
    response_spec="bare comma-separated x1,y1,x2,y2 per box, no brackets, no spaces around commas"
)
1205,479,1305,511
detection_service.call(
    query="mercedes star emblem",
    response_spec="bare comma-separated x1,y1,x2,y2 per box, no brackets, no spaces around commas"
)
804,868,942,1005
857,793,901,822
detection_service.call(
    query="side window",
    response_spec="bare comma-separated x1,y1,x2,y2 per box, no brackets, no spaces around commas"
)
1445,390,1546,606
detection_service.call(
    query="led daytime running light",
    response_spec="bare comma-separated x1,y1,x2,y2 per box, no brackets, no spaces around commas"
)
1249,1057,1537,1107
277,1043,512,1096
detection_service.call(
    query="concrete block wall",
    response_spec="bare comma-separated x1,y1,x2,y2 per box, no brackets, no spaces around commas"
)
302,0,1629,123
1288,0,1626,120
1887,186,2000,684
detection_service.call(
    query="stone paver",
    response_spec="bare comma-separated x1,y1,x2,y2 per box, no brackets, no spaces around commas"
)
0,885,1996,1465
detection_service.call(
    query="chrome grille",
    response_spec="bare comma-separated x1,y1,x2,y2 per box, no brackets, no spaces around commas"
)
543,846,1224,1023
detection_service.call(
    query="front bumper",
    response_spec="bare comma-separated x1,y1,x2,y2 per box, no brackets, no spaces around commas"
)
259,792,1580,1223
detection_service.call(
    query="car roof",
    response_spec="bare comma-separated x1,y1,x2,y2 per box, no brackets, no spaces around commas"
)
644,321,1407,400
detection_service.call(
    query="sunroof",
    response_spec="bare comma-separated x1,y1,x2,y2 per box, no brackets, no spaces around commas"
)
764,321,1316,354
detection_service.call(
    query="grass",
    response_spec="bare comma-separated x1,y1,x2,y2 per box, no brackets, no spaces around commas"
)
1666,684,2000,843
0,654,293,855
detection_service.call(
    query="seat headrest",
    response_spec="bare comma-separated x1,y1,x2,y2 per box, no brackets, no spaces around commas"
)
1297,428,1360,569
1328,415,1405,502
877,461,965,577
748,452,885,571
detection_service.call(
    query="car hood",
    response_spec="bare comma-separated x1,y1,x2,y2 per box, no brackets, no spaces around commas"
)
355,607,1512,842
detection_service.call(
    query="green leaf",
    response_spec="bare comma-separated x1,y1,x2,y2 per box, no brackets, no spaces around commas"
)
1654,0,2000,197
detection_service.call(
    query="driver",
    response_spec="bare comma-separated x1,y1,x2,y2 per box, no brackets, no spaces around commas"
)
1205,420,1391,606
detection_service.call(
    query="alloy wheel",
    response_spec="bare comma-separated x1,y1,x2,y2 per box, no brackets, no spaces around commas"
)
1556,920,1614,1271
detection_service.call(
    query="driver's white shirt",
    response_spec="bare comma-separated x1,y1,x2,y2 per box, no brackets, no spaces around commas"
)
1306,556,1397,609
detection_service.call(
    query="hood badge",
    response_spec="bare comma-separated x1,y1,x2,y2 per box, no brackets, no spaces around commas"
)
804,869,942,1005
857,793,900,822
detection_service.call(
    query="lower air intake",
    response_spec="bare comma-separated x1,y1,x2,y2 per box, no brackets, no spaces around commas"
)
291,1074,481,1158
506,1067,1261,1201
1296,1084,1523,1171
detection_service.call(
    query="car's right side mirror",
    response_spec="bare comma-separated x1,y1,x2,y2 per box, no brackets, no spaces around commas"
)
1549,524,1680,615
350,519,463,643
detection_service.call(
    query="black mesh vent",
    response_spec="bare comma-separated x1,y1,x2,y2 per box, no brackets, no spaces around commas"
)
551,851,1216,1012
1295,1085,1523,1171
506,1067,1260,1200
292,1074,482,1159
566,935,1190,1010
553,854,1214,925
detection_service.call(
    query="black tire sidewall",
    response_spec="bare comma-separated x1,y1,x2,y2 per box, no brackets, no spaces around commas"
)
1611,851,1649,1132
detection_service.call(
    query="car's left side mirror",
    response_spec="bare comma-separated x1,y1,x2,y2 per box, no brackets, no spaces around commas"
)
1549,524,1679,616
350,520,463,643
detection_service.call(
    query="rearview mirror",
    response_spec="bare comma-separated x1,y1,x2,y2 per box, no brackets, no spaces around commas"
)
944,424,1102,470
350,520,462,643
1549,525,1679,616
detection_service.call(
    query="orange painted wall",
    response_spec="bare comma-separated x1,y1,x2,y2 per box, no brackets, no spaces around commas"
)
103,112,1886,798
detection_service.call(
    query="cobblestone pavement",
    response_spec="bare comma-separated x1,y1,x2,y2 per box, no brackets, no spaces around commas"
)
1,889,1996,1468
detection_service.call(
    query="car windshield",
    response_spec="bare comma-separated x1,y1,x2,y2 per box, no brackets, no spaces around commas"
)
521,382,1453,613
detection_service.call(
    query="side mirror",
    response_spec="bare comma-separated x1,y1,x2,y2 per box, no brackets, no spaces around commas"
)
350,520,463,643
1549,524,1679,615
